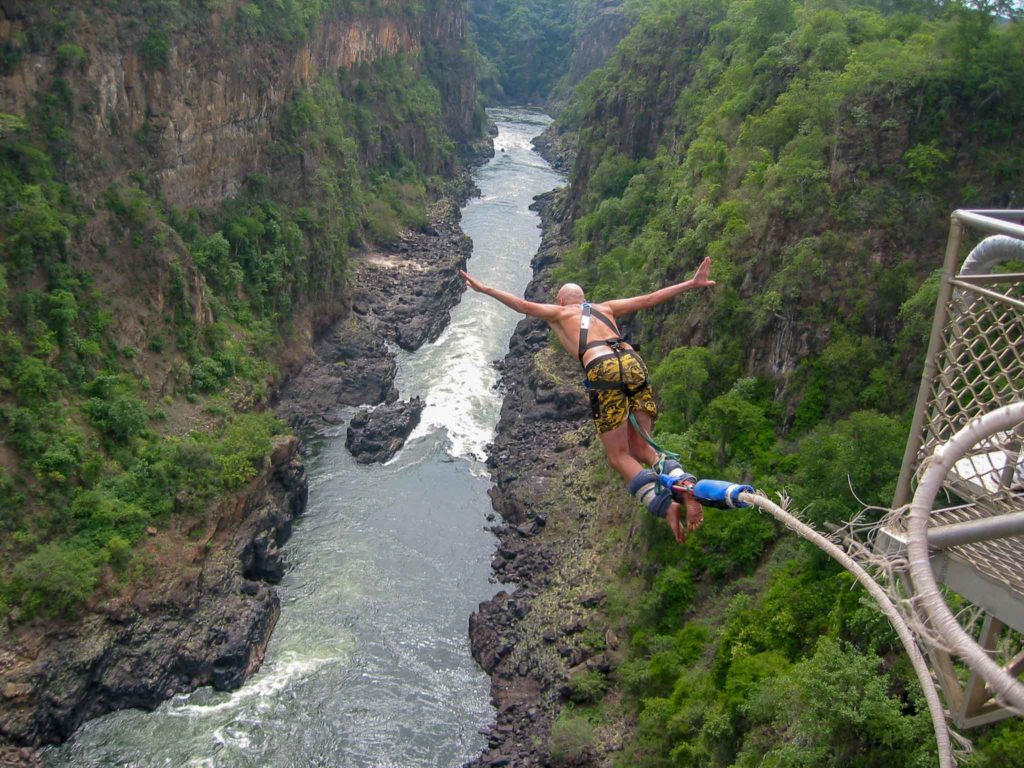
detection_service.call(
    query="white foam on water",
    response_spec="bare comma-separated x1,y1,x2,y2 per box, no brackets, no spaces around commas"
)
168,652,339,717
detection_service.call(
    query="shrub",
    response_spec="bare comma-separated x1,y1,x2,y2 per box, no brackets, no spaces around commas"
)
0,39,23,76
975,721,1024,768
548,713,596,767
190,356,227,392
6,542,98,619
12,356,62,404
71,488,149,545
33,427,84,485
567,670,608,704
85,392,148,441
104,534,133,572
214,412,282,489
0,468,23,530
141,30,171,70
55,43,88,68
46,288,79,336
364,198,402,244
640,565,696,630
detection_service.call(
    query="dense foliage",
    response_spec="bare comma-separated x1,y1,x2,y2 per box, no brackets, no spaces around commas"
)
543,0,1024,764
470,0,578,101
0,1,474,622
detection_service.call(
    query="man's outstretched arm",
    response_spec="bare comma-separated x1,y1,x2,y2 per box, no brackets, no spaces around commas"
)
604,256,716,317
459,270,562,320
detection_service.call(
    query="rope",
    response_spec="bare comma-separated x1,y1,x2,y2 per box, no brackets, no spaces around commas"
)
624,409,956,763
627,412,680,463
738,491,955,768
907,402,1024,713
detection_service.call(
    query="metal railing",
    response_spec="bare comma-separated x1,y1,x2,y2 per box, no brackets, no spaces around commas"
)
886,209,1024,730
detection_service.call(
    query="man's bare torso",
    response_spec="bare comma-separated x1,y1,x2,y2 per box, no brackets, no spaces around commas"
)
546,302,634,367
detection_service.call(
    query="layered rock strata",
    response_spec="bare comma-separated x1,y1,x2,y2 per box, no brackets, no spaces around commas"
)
0,1,478,208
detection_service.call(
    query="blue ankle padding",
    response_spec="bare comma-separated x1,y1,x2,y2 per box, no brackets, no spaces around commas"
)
628,469,658,495
648,488,675,519
656,459,696,484
628,469,675,519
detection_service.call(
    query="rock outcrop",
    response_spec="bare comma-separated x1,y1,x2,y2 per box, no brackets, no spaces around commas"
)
274,318,400,432
0,437,307,748
346,397,425,464
349,199,474,352
274,196,474,434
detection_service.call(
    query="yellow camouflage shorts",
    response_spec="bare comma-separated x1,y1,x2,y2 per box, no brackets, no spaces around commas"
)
584,350,658,434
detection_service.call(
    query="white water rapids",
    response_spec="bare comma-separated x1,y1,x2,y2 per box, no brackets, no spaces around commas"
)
44,108,563,768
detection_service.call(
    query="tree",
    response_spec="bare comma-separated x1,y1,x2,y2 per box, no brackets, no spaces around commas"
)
652,346,712,431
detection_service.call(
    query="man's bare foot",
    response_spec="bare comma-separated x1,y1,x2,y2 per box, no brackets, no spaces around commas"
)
666,502,686,543
684,495,704,532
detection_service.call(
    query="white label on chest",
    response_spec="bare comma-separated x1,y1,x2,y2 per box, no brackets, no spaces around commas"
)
580,315,591,329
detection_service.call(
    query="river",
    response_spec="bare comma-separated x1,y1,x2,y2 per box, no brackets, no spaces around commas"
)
44,108,562,767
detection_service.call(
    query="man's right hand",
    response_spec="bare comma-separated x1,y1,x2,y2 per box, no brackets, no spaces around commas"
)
459,269,485,293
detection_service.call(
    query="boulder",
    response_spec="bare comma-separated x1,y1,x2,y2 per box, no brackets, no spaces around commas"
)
345,398,425,464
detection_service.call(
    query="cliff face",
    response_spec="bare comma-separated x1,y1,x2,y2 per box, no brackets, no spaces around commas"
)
546,0,629,112
0,436,306,747
0,1,478,209
552,1,1023,402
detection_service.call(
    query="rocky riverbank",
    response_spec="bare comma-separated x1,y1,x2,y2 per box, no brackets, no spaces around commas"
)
273,196,474,435
467,188,632,767
0,437,306,759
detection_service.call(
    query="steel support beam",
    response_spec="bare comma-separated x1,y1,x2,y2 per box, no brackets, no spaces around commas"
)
928,512,1024,551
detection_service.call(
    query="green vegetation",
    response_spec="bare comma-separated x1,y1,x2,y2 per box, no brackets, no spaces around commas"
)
542,0,1024,764
0,1,479,623
470,0,577,101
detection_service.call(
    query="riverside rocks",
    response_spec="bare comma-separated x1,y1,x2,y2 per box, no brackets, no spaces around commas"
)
349,198,473,352
0,437,307,749
274,319,399,431
346,398,425,464
274,198,472,434
0,181,483,756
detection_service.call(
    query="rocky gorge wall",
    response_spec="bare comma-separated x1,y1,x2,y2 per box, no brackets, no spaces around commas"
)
0,0,478,208
0,0,488,756
467,189,623,767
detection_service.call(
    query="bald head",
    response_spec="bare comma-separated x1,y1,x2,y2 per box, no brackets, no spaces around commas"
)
556,283,585,306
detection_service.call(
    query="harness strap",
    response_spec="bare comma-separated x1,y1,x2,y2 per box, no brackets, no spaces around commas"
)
578,304,627,361
579,302,649,397
628,413,678,459
577,303,592,361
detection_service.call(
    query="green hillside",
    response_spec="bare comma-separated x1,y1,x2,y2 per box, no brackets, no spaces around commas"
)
538,0,1024,764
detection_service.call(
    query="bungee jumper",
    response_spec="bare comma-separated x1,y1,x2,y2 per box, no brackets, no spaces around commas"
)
459,256,717,542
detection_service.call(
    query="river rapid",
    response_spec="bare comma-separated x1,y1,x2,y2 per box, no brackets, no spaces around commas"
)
44,108,562,768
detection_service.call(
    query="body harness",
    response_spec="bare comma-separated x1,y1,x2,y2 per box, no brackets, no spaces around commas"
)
577,303,648,397
577,304,693,517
